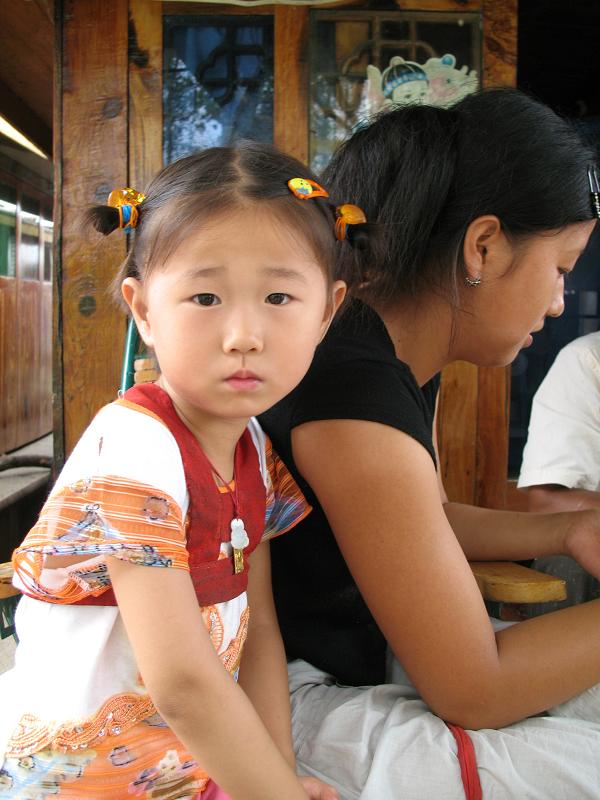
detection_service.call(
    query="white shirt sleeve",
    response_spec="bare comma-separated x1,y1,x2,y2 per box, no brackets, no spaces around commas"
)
518,333,600,491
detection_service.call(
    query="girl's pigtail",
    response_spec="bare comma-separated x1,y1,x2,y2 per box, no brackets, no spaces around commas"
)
84,205,122,235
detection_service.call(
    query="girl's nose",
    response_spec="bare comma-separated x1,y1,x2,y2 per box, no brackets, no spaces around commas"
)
222,311,264,354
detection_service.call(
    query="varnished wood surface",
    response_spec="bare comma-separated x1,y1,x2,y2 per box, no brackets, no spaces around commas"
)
483,0,518,87
274,7,309,164
471,561,567,604
60,0,128,457
129,0,164,193
438,361,478,504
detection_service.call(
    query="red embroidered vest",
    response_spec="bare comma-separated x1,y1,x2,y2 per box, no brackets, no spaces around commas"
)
74,383,266,607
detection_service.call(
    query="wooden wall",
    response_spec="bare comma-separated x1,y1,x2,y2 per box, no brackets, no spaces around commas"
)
0,175,53,454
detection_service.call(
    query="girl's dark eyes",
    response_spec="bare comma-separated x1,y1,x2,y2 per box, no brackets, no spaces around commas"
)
193,293,220,306
266,293,291,305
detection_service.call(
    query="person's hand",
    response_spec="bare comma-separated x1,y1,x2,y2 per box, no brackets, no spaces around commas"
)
563,508,600,580
298,775,339,800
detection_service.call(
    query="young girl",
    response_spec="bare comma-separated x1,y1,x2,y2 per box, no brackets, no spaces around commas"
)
260,89,600,798
0,143,347,799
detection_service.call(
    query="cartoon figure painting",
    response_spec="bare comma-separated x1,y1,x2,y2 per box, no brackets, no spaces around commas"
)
365,54,477,114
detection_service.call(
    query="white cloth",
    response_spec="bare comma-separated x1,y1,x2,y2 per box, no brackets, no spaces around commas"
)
0,402,308,762
289,656,600,800
518,331,600,491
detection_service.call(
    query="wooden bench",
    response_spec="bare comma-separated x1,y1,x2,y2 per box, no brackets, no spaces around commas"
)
471,561,566,604
0,561,19,641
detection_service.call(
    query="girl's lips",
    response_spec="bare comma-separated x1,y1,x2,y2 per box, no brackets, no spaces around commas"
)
225,372,263,391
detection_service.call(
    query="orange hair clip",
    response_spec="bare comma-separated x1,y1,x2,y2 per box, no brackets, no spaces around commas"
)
287,178,330,200
335,203,367,241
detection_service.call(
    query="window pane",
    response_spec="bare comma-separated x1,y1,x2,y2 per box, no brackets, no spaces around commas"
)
163,15,274,164
20,195,41,281
0,184,16,278
310,11,481,173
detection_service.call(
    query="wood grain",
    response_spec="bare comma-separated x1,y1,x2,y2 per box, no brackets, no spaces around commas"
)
471,561,567,604
274,7,309,164
60,0,128,456
482,0,517,86
129,0,163,191
438,361,478,504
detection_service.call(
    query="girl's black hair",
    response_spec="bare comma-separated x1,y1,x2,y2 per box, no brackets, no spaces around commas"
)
323,87,598,305
86,141,341,302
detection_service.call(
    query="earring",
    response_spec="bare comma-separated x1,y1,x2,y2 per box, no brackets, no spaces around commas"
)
465,275,481,287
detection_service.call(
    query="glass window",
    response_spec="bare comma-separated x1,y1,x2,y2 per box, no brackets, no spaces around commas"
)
0,184,16,278
163,15,274,164
309,10,481,173
20,195,41,281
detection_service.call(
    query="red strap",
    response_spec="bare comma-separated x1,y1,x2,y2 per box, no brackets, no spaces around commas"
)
446,723,482,800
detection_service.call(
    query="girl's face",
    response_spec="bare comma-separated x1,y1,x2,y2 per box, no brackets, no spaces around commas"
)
458,219,596,367
124,206,345,428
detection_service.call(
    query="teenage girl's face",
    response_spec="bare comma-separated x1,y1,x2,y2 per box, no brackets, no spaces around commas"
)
123,206,345,428
458,219,596,367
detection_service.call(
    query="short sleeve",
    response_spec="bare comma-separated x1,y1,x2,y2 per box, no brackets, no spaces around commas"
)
12,403,189,604
263,437,311,540
518,336,600,491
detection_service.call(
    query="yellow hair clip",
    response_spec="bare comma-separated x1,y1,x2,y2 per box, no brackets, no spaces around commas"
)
287,178,330,200
335,203,367,241
107,187,146,231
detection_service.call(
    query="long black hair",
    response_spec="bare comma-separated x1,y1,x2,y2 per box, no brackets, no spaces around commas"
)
323,88,597,305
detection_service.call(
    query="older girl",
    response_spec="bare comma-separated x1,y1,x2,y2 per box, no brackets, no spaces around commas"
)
261,89,600,798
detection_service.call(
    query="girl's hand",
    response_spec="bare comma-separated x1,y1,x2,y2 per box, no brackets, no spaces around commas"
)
299,775,339,800
563,508,600,580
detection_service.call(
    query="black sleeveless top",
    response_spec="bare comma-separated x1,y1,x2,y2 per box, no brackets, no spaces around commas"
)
260,301,439,686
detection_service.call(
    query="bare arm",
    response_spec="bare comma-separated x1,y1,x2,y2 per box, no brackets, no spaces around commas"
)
432,400,600,563
238,541,296,767
528,484,600,513
107,557,309,800
292,418,600,730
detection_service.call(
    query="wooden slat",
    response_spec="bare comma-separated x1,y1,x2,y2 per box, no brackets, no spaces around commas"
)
475,365,509,509
0,277,18,453
60,0,128,456
438,361,478,504
0,561,19,600
471,561,567,604
129,0,163,190
274,7,309,164
482,0,517,86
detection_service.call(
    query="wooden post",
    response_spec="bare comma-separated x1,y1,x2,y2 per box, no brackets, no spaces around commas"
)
57,0,128,458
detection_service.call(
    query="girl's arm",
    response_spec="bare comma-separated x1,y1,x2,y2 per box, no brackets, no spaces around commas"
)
107,556,309,800
239,542,339,800
292,418,600,730
237,541,296,767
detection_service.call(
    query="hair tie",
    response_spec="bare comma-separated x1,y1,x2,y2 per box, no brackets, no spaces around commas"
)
107,187,146,232
335,204,367,241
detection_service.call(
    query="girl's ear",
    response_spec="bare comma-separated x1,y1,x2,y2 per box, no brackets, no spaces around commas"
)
121,278,154,348
319,280,347,342
463,215,503,283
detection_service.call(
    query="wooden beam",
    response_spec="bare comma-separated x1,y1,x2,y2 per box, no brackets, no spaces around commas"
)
59,0,128,456
0,79,52,157
274,7,309,164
